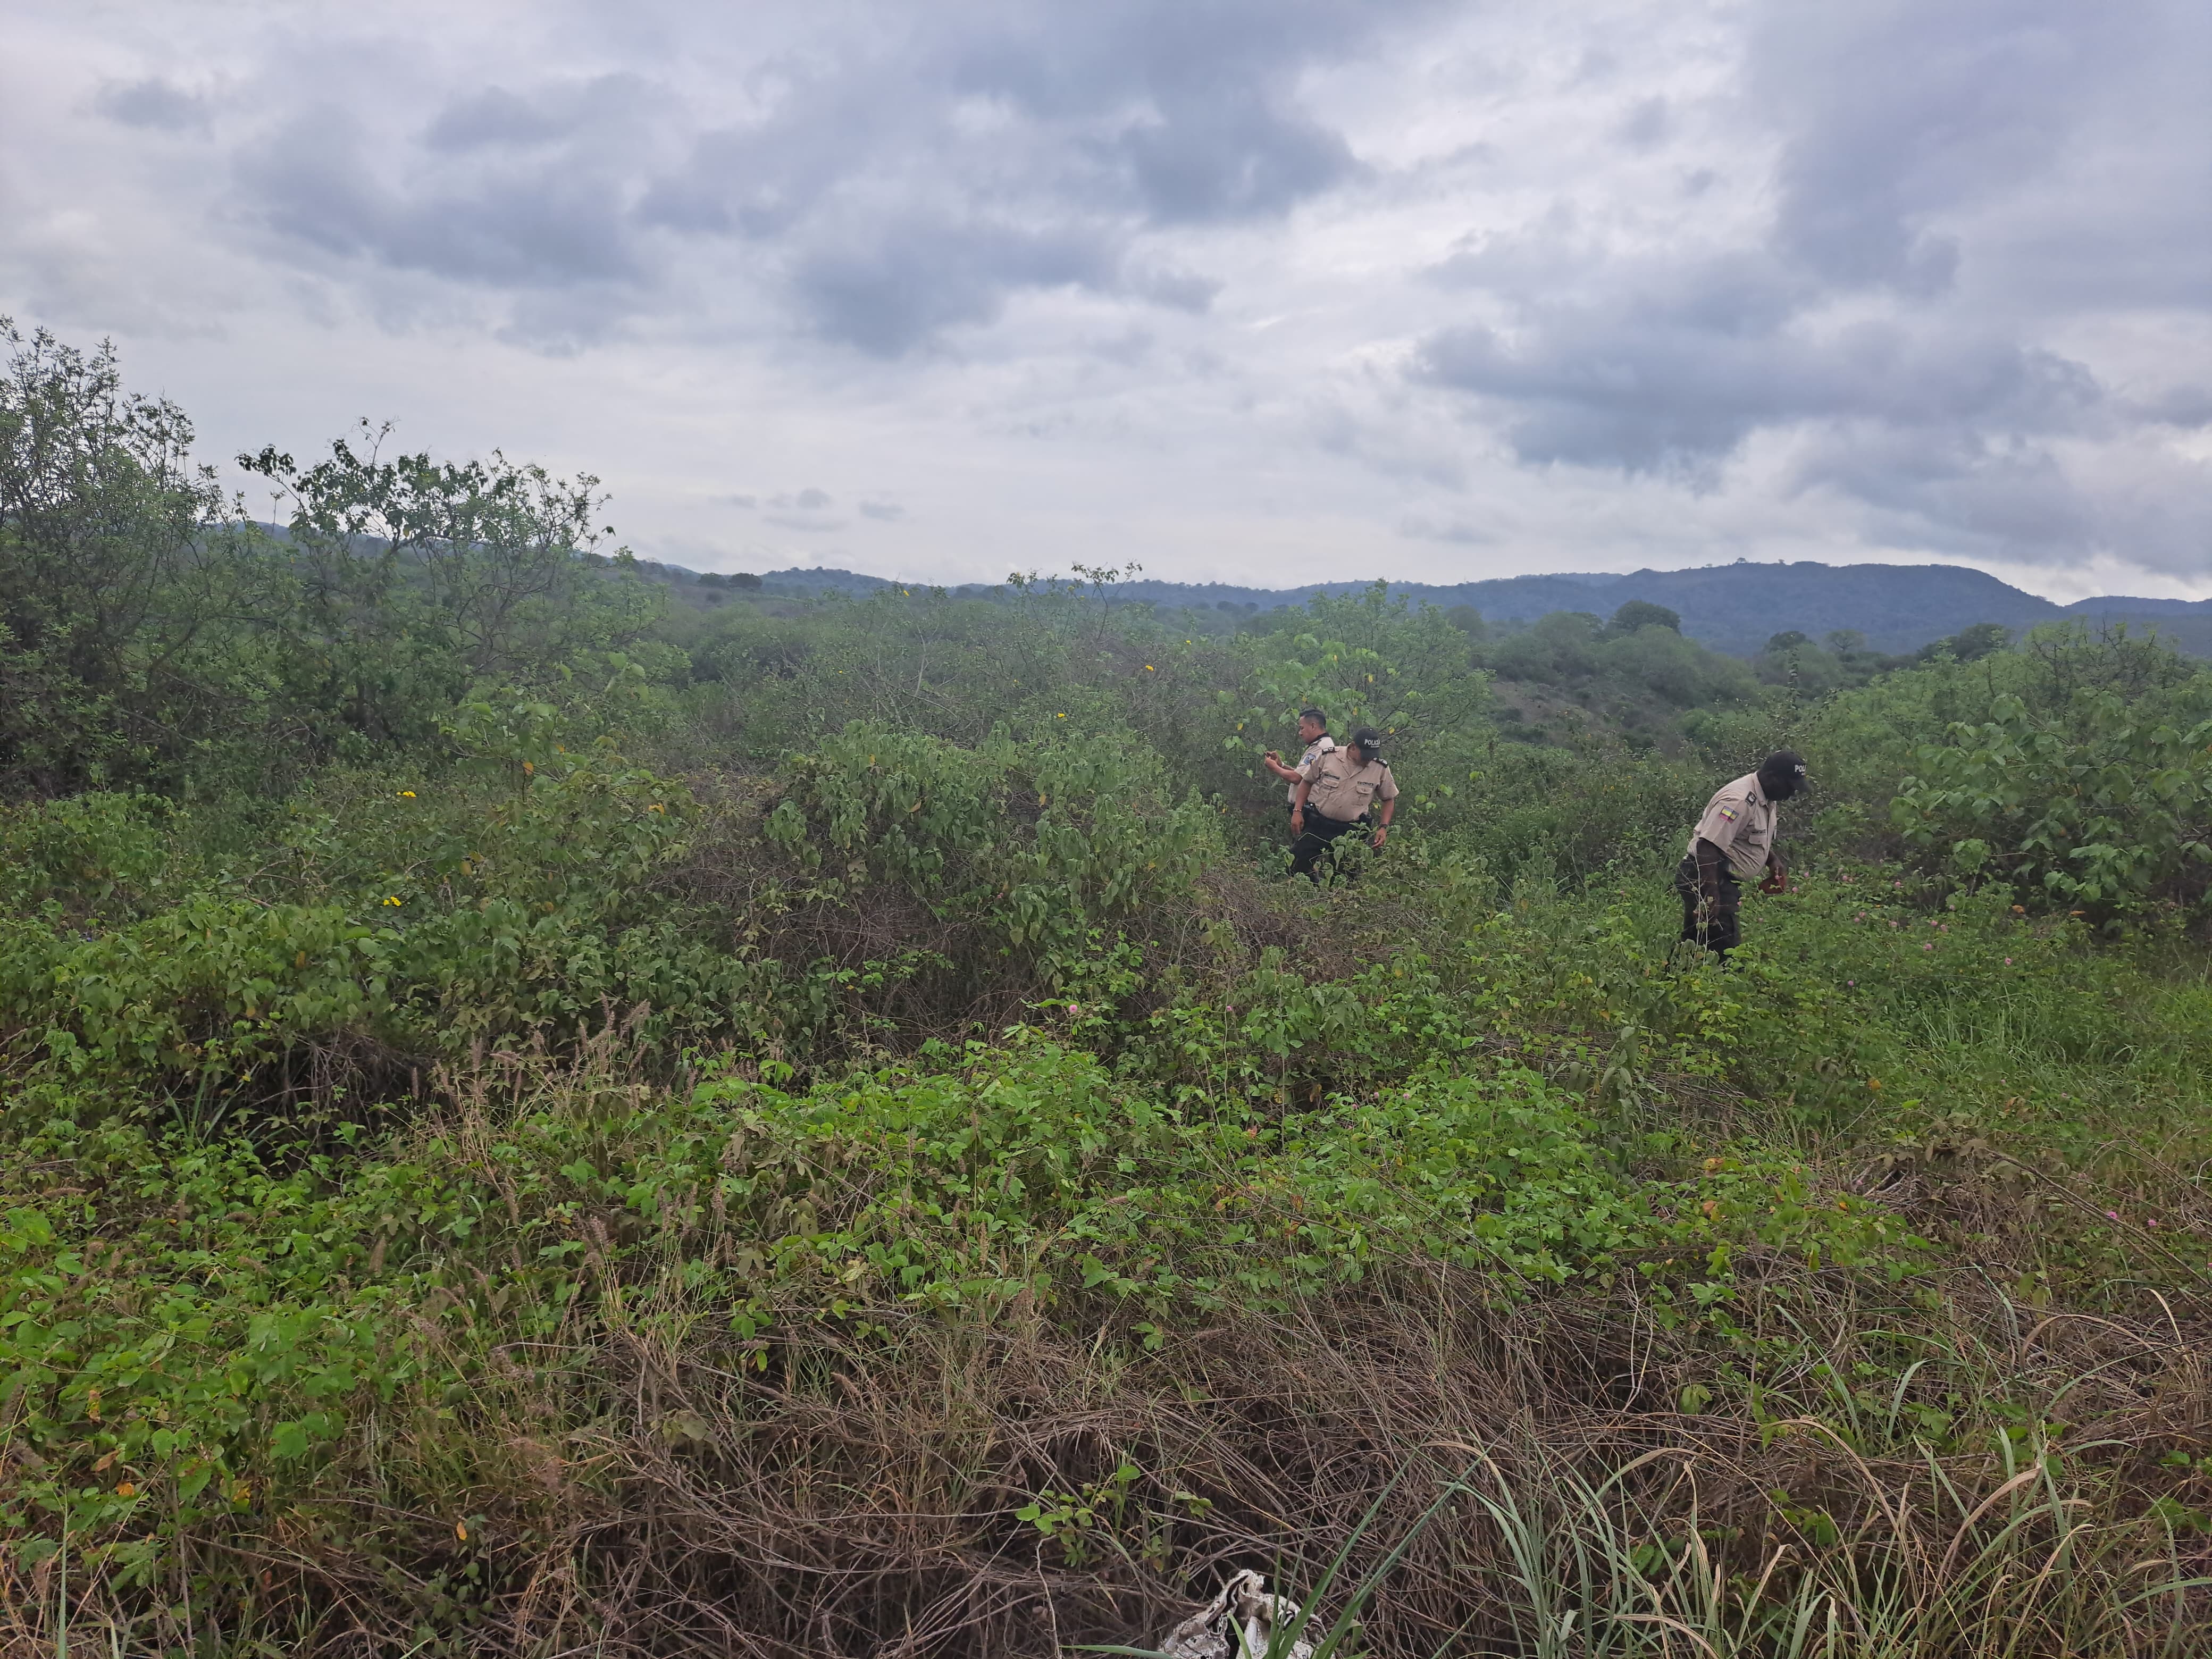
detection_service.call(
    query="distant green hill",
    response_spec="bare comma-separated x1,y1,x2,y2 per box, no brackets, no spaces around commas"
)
647,558,2212,657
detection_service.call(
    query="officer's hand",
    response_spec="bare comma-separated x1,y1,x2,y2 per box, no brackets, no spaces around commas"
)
1263,750,1281,765
1370,827,1387,850
1290,810,1304,834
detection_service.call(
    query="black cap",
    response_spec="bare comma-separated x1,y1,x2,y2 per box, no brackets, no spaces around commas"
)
1758,750,1807,799
1350,725,1382,756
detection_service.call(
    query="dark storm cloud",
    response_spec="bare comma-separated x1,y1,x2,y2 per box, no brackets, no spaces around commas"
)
237,114,643,289
943,0,1412,216
763,487,842,531
1416,254,2102,473
625,0,1423,350
1413,251,2128,557
228,69,676,309
1116,90,1362,222
792,219,1120,357
95,77,210,133
1124,263,1219,313
424,77,651,152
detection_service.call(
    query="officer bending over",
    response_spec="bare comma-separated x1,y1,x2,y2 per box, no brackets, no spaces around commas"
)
1291,726,1396,881
1675,750,1806,959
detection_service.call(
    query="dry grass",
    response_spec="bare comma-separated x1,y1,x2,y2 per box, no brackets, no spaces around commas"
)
9,1253,2207,1657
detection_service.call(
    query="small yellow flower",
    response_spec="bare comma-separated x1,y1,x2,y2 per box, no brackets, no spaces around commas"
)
116,1481,137,1498
398,790,416,798
1056,712,1066,718
384,895,402,907
456,1520,468,1542
1144,664,1154,672
649,803,666,814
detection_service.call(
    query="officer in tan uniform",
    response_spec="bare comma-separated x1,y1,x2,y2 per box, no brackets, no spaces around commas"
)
1262,708,1336,832
1290,726,1397,881
1675,750,1806,958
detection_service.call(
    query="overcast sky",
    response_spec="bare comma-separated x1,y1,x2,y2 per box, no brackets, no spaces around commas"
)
6,0,2207,598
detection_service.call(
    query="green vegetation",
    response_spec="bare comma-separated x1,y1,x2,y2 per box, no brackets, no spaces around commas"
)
3,326,2210,1655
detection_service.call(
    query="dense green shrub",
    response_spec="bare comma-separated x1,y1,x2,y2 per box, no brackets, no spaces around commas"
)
1891,689,2212,917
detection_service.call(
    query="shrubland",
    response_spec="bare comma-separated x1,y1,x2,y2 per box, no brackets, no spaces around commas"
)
3,325,2210,1656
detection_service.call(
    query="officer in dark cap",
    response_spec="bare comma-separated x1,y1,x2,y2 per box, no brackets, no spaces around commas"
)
1290,726,1397,881
1675,750,1806,959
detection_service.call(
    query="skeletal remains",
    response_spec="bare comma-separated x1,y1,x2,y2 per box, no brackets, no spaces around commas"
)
1155,1570,1318,1659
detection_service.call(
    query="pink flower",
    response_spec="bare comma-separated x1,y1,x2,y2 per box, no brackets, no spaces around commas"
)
2004,957,2012,965
2104,1210,2119,1221
1923,943,1933,951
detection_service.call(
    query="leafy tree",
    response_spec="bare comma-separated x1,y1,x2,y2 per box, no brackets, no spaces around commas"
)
0,322,271,795
238,423,663,753
1490,611,1602,683
1605,599,1681,637
1919,621,2012,664
1598,623,1757,709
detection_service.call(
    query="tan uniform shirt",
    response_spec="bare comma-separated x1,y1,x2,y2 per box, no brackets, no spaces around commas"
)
1302,750,1398,823
1687,772,1778,880
1287,735,1336,803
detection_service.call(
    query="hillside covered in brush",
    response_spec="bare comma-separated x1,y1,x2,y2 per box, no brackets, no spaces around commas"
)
648,558,2212,661
5,324,2212,1656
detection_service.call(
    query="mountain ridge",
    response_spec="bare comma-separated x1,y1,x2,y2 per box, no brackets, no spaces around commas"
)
698,559,2212,656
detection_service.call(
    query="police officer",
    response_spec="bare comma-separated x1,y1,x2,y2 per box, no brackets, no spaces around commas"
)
1290,726,1397,881
1262,708,1336,834
1675,750,1806,959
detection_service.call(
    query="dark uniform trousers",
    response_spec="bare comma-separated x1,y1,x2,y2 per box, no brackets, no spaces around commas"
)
1673,853,1742,955
1292,812,1365,881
